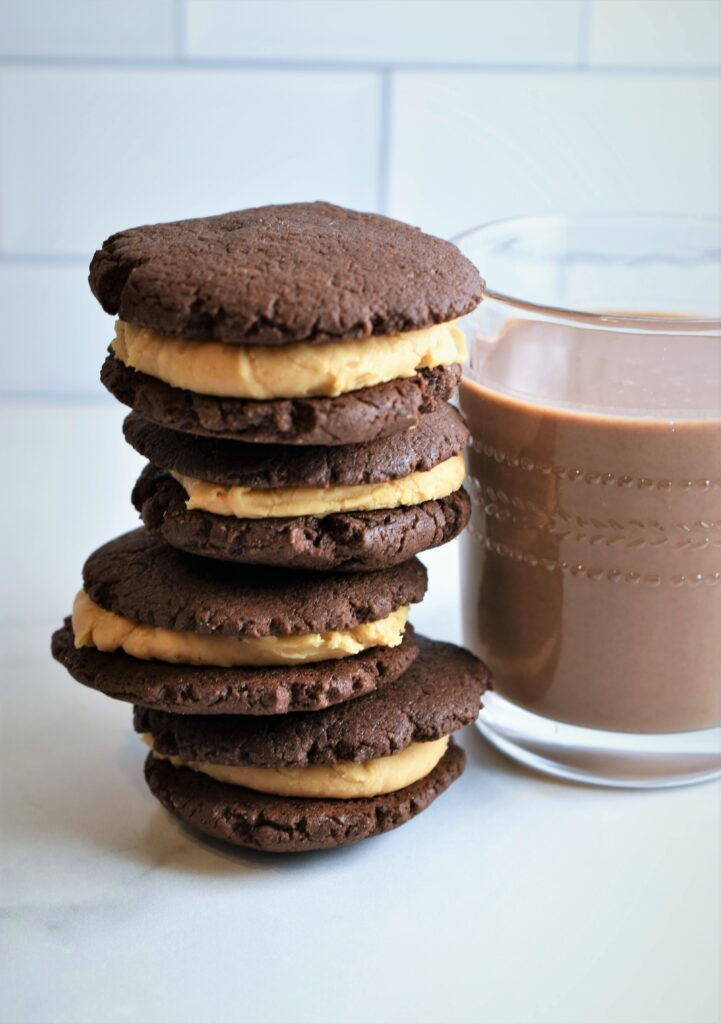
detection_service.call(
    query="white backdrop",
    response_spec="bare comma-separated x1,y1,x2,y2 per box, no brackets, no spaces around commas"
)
1,0,719,396
1,10,720,1024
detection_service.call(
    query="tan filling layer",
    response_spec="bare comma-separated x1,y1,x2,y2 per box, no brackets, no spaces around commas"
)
72,590,408,667
143,733,449,799
174,453,466,519
111,319,467,400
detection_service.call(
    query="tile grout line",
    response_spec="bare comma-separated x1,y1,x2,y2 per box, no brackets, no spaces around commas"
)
173,0,187,61
0,109,3,258
0,391,111,403
376,67,393,215
0,54,719,75
0,252,89,265
577,0,592,70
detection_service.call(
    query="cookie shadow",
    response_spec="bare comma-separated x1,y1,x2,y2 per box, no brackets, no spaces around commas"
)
157,812,377,875
112,732,376,876
120,725,545,874
13,713,533,878
132,725,537,875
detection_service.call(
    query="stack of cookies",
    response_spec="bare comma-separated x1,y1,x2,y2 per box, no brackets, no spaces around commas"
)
51,202,490,853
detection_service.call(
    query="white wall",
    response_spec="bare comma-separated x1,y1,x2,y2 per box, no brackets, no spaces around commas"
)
1,0,719,396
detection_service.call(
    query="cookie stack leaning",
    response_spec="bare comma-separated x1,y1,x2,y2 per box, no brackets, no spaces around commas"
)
51,201,491,853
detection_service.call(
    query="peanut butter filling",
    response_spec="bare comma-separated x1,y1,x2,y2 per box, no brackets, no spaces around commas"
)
111,318,467,400
72,590,409,667
142,733,450,799
173,453,466,519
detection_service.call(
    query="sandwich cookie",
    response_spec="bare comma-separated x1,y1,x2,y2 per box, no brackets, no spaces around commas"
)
92,202,483,445
126,403,471,571
51,529,426,714
137,636,490,852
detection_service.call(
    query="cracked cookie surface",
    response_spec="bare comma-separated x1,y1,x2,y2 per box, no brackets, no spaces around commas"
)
134,636,489,766
82,529,427,636
123,403,469,487
90,202,483,344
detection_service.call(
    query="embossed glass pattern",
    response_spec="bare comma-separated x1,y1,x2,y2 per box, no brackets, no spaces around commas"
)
457,216,721,787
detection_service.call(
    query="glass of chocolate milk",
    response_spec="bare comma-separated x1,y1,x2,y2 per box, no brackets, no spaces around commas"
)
456,215,721,787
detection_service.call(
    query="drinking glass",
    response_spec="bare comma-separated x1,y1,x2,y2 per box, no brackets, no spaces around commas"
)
456,215,721,787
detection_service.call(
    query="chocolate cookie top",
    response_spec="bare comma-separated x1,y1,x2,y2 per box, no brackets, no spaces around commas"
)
144,742,465,853
123,404,468,488
134,635,488,766
52,620,418,715
83,529,427,636
90,202,483,344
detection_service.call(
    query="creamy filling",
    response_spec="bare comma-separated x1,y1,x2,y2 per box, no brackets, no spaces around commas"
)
143,733,450,799
111,318,467,400
72,590,409,667
173,453,466,519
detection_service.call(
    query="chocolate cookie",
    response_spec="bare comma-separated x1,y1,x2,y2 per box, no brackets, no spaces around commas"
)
144,741,465,853
134,636,488,766
101,354,461,446
123,404,468,488
51,620,418,715
90,203,483,344
82,529,427,636
125,404,469,570
133,467,471,571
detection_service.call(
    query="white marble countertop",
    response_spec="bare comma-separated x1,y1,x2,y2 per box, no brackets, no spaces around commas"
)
2,399,720,1024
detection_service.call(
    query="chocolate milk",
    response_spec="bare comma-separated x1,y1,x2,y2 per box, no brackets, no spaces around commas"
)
461,318,721,734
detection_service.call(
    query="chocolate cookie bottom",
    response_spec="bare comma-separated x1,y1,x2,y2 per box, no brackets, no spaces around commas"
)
102,354,462,445
133,467,471,571
51,622,418,715
144,741,465,853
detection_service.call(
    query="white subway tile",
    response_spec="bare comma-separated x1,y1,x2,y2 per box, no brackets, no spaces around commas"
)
0,0,176,59
0,400,144,622
0,263,112,395
186,0,583,66
389,72,721,240
0,68,381,255
588,0,721,68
